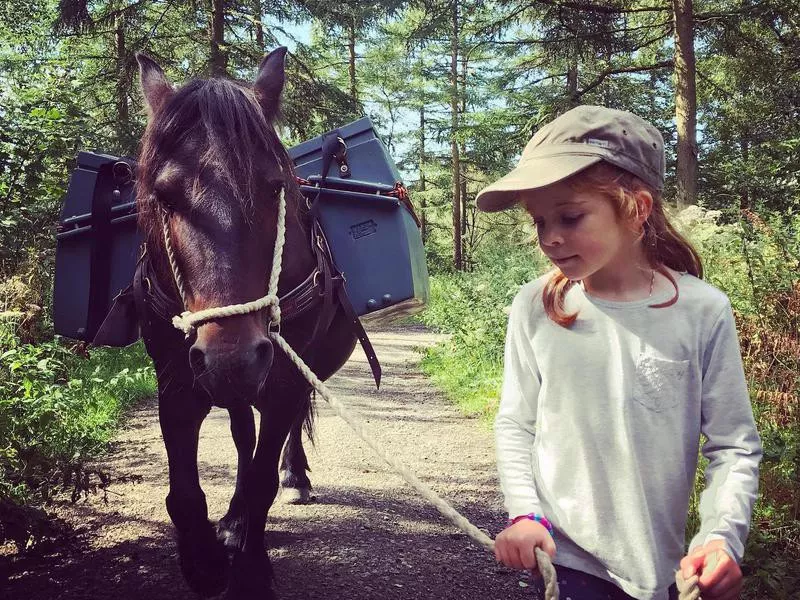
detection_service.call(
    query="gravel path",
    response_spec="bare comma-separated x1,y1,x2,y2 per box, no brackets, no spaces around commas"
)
2,324,538,599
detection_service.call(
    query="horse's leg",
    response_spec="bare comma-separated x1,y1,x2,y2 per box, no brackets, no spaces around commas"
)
158,373,229,597
225,386,307,600
279,405,313,504
279,309,358,505
218,404,256,550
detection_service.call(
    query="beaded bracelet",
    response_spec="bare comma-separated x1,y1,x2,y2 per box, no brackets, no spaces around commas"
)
509,513,554,536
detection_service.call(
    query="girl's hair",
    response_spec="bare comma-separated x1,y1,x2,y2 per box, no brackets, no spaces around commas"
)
539,162,703,327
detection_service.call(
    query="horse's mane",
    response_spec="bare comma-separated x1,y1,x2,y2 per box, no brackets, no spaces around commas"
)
136,76,297,247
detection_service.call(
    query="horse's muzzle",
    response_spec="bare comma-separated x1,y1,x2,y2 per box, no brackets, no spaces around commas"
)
189,334,274,402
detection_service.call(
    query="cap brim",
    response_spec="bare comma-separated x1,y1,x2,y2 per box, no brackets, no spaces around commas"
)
476,155,603,212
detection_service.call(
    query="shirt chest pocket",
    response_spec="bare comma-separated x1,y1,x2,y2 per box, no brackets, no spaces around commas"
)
633,353,689,412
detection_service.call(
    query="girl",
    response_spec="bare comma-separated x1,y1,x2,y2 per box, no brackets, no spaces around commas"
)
477,105,762,600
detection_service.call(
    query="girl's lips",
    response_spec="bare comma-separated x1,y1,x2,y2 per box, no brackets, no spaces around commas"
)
552,255,578,265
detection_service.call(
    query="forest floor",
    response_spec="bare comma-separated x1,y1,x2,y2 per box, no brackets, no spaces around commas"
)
2,324,540,600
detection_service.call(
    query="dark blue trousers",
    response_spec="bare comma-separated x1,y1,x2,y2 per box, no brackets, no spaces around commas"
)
533,565,678,600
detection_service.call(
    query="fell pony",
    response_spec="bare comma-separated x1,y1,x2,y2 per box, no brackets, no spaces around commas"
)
134,48,360,599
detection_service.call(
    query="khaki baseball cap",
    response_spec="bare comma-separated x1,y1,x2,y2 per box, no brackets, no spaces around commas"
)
476,105,665,212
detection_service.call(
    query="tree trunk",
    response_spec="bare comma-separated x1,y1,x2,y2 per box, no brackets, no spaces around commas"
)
650,70,658,114
460,52,468,269
210,0,227,76
450,1,462,271
252,0,264,52
114,12,128,142
348,19,358,106
419,104,427,244
673,0,697,207
602,49,612,105
566,60,578,107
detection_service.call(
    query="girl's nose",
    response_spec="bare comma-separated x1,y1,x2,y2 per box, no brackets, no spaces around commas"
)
540,228,563,247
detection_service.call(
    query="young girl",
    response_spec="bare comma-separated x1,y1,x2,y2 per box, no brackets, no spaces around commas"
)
477,105,762,600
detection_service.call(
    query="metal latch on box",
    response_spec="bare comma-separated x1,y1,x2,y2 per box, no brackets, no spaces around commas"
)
320,130,351,179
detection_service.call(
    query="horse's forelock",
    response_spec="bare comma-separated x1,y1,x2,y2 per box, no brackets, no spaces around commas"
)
136,76,302,275
139,78,291,210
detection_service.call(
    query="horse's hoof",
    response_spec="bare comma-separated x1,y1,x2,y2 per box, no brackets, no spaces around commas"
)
177,523,229,597
280,486,314,505
218,513,245,552
225,552,276,600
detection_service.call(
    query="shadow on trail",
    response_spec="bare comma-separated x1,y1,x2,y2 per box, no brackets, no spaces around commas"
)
3,484,533,600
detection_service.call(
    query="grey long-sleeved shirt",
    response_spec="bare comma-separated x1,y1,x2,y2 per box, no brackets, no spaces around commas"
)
495,273,761,600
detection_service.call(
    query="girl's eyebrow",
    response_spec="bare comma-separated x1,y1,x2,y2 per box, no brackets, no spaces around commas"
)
555,198,587,207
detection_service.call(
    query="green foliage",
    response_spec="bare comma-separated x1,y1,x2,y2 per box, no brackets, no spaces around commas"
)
0,63,90,275
0,317,155,549
674,207,800,317
419,239,548,418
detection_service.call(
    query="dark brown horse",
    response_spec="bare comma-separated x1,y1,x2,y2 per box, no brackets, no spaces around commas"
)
134,48,356,599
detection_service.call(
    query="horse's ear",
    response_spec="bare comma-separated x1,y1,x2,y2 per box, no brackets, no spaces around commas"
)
136,52,173,118
254,46,288,121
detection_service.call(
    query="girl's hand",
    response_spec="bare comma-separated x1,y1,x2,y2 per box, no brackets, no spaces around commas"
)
680,540,742,600
494,518,557,574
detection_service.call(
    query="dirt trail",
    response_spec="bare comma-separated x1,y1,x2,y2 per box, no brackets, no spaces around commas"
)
3,325,538,599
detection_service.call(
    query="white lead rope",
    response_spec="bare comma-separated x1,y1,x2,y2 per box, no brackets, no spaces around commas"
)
269,329,559,599
162,185,559,598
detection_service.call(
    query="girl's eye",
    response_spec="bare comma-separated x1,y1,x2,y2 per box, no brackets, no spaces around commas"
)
562,214,583,226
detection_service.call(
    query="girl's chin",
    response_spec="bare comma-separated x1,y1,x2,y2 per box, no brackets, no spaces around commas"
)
552,256,584,276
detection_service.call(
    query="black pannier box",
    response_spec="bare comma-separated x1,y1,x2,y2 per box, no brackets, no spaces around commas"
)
288,117,428,325
54,117,428,344
54,153,141,343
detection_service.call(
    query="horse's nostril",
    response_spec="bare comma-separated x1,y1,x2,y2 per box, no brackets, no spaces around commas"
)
254,339,273,367
189,345,207,376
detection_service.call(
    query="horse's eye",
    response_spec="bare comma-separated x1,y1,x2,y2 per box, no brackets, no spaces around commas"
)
153,166,186,209
266,179,284,197
153,191,177,211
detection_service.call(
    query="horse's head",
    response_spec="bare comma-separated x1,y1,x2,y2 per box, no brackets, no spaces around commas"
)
136,48,294,404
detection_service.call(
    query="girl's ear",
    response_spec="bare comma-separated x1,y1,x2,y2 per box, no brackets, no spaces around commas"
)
633,189,654,227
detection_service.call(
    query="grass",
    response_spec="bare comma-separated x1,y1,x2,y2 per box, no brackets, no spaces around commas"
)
0,315,156,549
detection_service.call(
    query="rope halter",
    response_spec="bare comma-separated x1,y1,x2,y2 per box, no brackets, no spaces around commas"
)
159,186,287,336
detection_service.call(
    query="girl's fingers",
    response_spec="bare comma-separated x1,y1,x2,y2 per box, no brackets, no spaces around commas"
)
680,551,705,578
495,539,516,570
519,542,538,571
495,524,556,573
704,571,741,600
495,540,508,566
698,552,724,587
508,545,526,570
700,567,729,593
541,534,557,558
